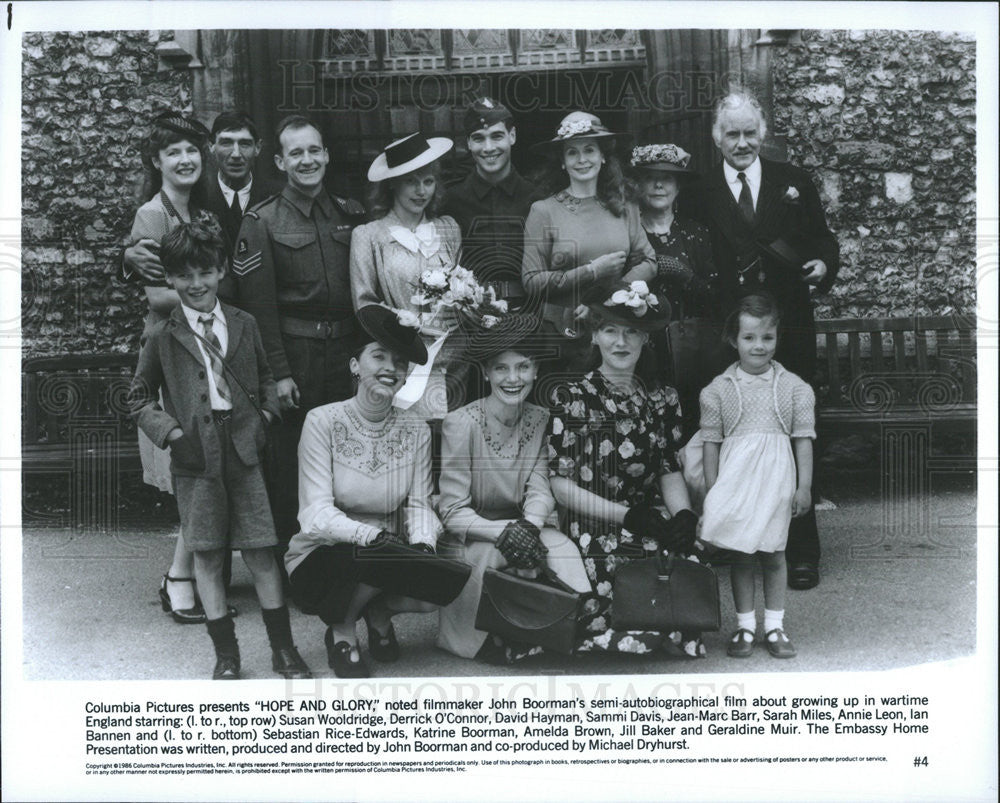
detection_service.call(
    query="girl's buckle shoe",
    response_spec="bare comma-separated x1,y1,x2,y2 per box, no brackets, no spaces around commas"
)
726,628,755,658
765,628,797,658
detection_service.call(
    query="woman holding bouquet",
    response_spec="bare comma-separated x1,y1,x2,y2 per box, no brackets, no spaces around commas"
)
350,133,468,420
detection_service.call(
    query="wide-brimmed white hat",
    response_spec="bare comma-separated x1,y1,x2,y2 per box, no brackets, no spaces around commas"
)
367,133,453,182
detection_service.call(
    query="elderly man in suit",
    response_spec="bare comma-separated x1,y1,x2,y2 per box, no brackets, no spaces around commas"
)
683,90,839,590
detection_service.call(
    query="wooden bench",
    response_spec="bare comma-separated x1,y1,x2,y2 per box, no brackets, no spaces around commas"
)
813,315,977,432
22,353,141,530
812,315,976,556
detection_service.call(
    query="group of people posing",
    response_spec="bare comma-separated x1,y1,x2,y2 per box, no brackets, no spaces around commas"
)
124,89,839,680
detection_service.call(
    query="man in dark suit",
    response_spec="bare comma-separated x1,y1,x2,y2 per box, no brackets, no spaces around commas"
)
683,91,839,590
122,110,281,301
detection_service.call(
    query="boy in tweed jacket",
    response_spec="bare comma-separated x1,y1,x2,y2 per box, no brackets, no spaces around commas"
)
130,219,311,680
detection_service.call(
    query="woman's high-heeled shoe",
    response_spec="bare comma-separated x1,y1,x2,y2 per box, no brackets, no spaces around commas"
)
158,575,237,624
362,603,400,663
325,628,370,678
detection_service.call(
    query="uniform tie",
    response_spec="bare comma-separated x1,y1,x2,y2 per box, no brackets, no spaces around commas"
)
737,171,755,223
198,313,231,403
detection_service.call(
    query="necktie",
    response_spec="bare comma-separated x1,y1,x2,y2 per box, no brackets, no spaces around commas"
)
198,313,231,403
737,172,755,223
227,190,243,235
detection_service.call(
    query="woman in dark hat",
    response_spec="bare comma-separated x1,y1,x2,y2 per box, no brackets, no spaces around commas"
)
436,314,590,662
630,143,725,437
521,112,656,353
545,282,705,657
350,132,465,421
284,306,443,678
129,112,229,623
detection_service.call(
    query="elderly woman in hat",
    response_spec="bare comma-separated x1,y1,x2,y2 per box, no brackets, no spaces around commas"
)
128,112,232,624
630,143,724,437
285,305,442,678
545,281,704,657
436,314,590,662
350,133,466,421
521,111,656,351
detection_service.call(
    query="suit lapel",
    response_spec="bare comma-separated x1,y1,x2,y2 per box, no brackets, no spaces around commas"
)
168,307,208,367
704,164,742,243
223,304,244,359
754,159,785,233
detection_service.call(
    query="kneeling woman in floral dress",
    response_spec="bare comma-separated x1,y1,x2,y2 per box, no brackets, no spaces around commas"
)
546,281,704,656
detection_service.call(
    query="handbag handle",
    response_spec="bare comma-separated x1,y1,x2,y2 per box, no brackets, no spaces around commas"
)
502,565,577,596
657,550,678,580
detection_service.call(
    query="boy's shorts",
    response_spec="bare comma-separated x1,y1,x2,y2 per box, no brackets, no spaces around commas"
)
173,413,277,552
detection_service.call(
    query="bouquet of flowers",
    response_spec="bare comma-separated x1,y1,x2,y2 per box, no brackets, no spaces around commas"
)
410,265,508,335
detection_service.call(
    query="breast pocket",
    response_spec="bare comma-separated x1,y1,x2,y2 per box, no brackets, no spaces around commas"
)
272,231,317,284
330,229,352,249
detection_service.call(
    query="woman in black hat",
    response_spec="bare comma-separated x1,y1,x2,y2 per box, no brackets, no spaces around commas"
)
545,282,705,657
284,306,443,678
521,112,656,355
629,143,725,438
436,314,590,662
350,133,465,421
128,112,229,623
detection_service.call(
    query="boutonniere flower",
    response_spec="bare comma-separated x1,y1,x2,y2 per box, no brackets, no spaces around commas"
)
782,186,801,204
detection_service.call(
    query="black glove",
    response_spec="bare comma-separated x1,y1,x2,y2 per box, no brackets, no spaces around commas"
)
660,509,699,554
495,519,547,570
369,530,403,548
623,503,671,542
656,253,695,286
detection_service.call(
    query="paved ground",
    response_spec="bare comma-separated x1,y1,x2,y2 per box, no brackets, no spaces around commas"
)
19,482,977,681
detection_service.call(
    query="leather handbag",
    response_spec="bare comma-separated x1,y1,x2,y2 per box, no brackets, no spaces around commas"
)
475,568,580,655
611,552,720,632
355,539,472,606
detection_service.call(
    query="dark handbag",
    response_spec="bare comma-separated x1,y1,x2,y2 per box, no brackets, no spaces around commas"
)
355,539,472,606
475,568,580,655
611,552,720,632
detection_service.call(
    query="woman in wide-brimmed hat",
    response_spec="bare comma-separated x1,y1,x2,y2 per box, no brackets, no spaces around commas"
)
436,314,590,662
520,112,656,356
285,305,444,678
629,143,725,438
544,281,706,658
350,133,467,421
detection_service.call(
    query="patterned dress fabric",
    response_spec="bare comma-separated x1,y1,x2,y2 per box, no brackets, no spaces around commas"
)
546,371,685,653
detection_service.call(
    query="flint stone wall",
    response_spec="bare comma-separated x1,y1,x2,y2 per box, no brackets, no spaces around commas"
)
771,29,977,319
21,31,190,356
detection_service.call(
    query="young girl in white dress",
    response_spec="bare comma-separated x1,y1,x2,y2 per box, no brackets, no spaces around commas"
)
699,293,815,659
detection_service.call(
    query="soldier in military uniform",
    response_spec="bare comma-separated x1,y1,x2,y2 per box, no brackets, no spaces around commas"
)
233,114,366,543
441,97,543,311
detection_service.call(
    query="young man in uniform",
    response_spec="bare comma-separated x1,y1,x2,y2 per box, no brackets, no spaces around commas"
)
442,97,542,311
232,114,366,544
